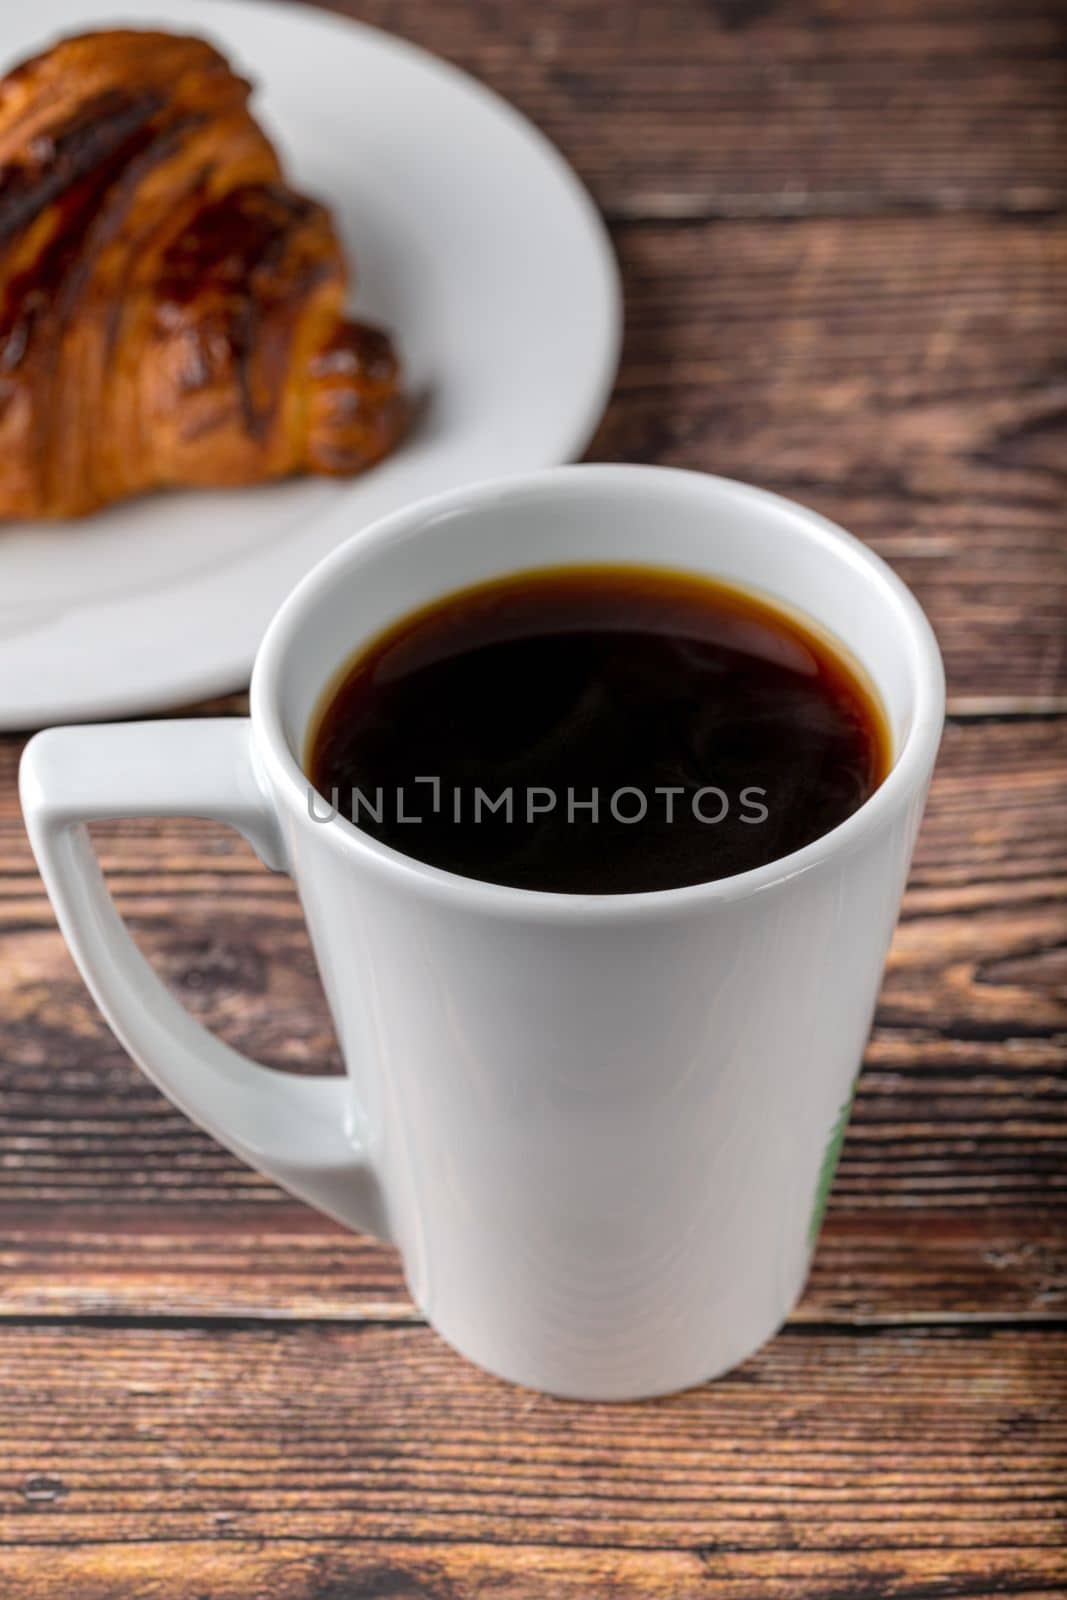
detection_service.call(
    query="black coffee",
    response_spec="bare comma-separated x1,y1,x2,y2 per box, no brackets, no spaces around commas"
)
306,565,890,894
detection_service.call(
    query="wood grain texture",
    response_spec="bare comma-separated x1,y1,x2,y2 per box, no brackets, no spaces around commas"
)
305,0,1067,220
2,1543,1067,1600
1,1325,1065,1594
1,1209,1063,1325
592,215,1067,708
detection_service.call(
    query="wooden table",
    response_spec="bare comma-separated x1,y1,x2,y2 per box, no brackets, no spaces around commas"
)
2,2,1065,1594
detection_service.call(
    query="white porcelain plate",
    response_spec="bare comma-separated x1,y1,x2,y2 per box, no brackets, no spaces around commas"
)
0,0,620,727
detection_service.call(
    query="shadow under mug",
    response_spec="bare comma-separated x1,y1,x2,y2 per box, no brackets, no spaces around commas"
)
21,465,944,1400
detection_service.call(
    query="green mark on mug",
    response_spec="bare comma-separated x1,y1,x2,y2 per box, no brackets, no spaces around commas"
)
808,1089,856,1248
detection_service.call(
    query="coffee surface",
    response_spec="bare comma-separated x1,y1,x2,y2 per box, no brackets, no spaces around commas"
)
306,565,890,894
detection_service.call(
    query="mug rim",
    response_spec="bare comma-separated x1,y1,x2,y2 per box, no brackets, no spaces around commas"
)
251,464,945,921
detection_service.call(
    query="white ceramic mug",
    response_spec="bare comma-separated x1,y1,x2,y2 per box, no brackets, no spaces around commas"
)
20,466,944,1399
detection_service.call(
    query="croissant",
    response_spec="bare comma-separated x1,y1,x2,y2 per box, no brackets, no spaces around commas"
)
0,29,405,519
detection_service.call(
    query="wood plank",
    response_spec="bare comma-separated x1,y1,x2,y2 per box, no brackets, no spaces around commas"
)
0,720,1062,1316
1,1542,1066,1600
306,0,1066,218
592,215,1067,707
1,1325,1064,1577
0,1208,1062,1324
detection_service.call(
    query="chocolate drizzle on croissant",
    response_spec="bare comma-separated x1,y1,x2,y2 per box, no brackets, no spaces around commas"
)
0,30,405,517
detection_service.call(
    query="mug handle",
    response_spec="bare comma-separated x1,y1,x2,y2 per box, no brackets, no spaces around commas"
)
20,719,390,1241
